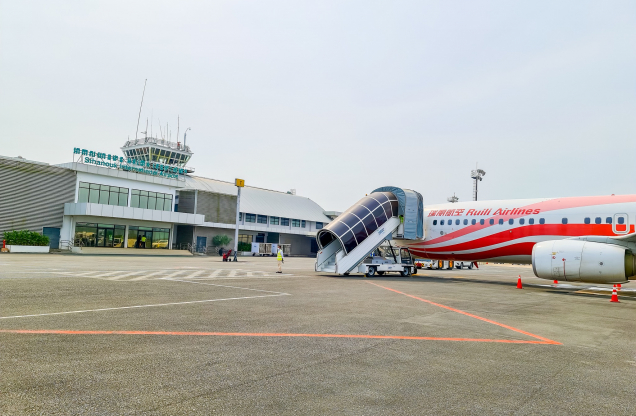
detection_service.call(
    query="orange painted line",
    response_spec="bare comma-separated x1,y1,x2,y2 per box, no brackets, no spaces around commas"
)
0,329,555,344
366,282,561,345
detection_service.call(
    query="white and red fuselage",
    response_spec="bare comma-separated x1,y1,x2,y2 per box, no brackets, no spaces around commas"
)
401,195,636,264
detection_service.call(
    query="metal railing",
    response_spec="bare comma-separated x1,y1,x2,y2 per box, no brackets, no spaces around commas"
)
123,137,192,153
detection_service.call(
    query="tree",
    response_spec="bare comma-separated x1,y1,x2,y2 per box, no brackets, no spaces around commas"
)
212,235,232,247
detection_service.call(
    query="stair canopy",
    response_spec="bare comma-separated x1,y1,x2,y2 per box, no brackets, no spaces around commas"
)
317,192,398,255
371,186,423,240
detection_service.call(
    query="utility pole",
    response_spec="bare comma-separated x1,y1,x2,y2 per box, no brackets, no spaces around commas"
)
470,164,486,201
233,178,245,261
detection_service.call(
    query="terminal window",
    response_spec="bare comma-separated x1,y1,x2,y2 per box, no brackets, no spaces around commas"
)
292,219,301,227
238,234,253,244
131,190,173,211
281,218,290,226
301,220,306,228
245,213,256,223
78,182,128,206
257,215,268,224
315,222,323,229
270,217,279,225
75,223,126,248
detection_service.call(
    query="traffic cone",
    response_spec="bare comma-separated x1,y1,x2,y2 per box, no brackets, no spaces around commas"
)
617,283,622,290
553,280,558,285
610,287,619,303
517,275,523,289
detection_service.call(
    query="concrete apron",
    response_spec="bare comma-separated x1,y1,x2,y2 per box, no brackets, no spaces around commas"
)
71,247,192,257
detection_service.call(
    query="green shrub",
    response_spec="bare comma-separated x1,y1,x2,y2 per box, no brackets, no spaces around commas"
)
237,242,251,252
212,235,232,247
4,230,50,246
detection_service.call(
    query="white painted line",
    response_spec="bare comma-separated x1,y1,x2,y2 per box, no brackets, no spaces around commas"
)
162,270,189,279
130,271,165,281
183,270,206,279
106,272,145,281
0,294,289,320
163,278,290,295
193,276,295,281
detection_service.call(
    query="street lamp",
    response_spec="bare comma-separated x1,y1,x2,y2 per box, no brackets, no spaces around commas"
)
470,166,486,201
233,178,245,262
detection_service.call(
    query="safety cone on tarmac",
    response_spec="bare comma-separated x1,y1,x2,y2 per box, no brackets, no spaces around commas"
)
610,286,619,303
553,280,558,285
617,283,622,290
517,275,523,289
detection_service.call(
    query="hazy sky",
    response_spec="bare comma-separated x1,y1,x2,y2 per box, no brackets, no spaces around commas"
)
1,1,635,211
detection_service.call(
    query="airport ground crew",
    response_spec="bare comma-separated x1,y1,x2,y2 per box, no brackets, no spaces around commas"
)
276,247,284,273
141,235,146,248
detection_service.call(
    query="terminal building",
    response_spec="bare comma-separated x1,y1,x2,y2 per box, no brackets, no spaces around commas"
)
0,137,332,255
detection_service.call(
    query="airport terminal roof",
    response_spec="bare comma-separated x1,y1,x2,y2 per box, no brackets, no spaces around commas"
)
182,175,331,223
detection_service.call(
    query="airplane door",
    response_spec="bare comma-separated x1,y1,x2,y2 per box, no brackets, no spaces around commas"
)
613,213,628,234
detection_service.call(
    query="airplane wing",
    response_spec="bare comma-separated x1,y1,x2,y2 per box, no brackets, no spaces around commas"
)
609,233,636,243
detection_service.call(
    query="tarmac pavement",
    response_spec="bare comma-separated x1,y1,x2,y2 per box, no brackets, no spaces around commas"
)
1,254,635,415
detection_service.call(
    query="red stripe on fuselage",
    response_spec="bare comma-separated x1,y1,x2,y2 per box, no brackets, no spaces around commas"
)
410,242,536,261
422,195,636,247
418,224,631,254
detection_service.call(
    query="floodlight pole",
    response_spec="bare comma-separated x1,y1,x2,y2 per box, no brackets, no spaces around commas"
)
233,179,244,262
470,165,486,201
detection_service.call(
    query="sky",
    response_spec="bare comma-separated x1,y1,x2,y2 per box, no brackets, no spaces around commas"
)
1,1,635,212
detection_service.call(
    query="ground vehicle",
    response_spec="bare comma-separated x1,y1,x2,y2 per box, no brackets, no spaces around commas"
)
418,259,474,270
358,245,417,277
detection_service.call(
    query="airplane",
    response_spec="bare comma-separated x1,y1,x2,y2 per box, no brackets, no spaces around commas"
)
316,191,636,285
402,194,636,284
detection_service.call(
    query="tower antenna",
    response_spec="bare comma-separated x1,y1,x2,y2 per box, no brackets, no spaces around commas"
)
177,116,180,145
135,79,147,141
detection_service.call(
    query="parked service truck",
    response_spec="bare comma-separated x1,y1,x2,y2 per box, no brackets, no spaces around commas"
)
358,244,417,277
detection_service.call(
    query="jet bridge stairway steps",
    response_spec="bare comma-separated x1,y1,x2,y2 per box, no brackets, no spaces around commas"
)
316,217,401,274
315,188,423,276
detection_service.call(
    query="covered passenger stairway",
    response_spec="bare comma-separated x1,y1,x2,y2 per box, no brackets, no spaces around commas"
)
315,187,423,275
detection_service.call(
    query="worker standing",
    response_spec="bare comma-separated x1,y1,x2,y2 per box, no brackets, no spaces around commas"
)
141,235,146,248
276,247,284,273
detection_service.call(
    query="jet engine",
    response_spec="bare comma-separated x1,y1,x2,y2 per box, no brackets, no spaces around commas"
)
532,240,635,283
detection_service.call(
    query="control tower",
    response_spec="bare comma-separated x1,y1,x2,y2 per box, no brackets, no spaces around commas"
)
121,137,194,173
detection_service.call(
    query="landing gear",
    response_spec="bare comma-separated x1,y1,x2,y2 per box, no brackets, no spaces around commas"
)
468,262,474,270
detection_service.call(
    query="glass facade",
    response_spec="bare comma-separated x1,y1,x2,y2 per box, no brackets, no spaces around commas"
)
78,182,128,206
127,226,170,249
270,217,279,225
131,190,173,211
317,192,398,254
75,223,126,247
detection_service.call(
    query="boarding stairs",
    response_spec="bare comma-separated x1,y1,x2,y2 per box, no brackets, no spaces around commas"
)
315,186,423,275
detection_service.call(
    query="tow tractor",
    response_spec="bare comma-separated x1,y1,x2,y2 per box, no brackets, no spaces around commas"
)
358,242,417,277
